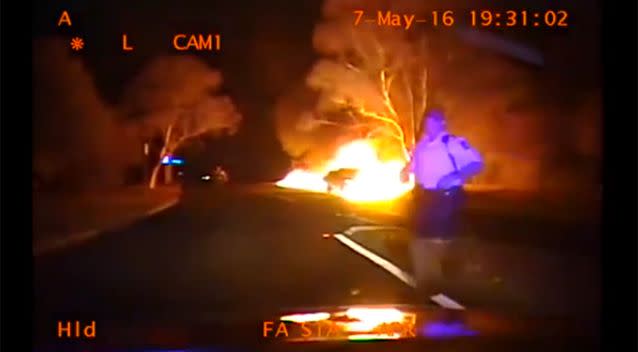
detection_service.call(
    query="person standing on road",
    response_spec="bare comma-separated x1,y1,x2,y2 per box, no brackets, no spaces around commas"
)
401,109,484,296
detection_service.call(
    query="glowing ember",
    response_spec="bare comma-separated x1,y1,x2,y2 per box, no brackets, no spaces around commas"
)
276,139,414,202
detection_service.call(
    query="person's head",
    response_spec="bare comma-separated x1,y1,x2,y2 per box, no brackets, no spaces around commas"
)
422,109,448,139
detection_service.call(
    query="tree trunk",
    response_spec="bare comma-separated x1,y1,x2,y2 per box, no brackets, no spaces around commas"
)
142,142,150,182
148,123,175,189
149,162,162,189
403,72,416,149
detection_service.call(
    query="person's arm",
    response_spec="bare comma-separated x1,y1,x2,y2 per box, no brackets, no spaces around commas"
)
456,161,483,181
437,138,484,189
455,137,483,175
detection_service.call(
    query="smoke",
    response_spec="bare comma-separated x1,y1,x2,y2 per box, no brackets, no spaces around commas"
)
274,83,347,170
274,0,601,190
275,0,435,168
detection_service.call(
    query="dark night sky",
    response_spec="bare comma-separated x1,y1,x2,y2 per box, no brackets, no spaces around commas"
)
33,0,600,179
34,0,323,178
32,0,600,104
33,0,601,105
33,0,321,103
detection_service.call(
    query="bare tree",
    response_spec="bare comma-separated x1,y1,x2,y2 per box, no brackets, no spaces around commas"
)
278,0,539,167
276,0,599,191
122,56,242,188
305,0,434,160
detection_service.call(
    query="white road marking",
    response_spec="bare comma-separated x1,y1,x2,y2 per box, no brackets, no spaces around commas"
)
333,233,417,288
430,294,466,310
334,225,466,311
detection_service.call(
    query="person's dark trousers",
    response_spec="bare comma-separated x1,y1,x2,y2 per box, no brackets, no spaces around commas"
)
409,186,466,295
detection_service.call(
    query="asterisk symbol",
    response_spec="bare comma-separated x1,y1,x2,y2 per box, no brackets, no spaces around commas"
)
70,37,84,51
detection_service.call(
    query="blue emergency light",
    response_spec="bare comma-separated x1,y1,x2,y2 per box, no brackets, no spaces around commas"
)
161,155,185,165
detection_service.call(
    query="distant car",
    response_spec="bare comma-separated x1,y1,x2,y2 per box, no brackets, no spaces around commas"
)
323,168,358,192
201,166,229,184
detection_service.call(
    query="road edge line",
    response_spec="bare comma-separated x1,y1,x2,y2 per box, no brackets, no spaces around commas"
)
145,199,179,216
33,199,179,257
334,230,466,311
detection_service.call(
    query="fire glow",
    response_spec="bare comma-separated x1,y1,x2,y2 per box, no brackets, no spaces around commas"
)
276,139,414,202
269,307,417,341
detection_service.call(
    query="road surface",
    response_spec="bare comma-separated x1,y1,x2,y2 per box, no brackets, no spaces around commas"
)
35,184,417,341
34,183,599,344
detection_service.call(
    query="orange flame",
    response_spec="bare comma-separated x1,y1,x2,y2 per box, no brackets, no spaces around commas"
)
276,139,414,202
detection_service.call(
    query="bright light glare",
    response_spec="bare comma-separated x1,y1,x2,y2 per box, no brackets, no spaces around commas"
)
280,307,416,341
341,307,406,332
276,169,328,193
280,312,331,323
276,139,414,202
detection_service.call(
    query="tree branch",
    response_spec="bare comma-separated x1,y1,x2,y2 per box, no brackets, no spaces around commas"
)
370,33,386,69
350,30,370,70
345,62,360,72
419,67,428,118
418,36,429,121
380,70,399,118
366,125,402,140
403,71,416,148
332,96,408,160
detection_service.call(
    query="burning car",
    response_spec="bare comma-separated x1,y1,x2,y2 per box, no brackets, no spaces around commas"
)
323,168,359,192
201,166,229,184
277,139,414,202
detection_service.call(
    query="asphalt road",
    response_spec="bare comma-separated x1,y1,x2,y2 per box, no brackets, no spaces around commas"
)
34,185,417,338
34,183,600,344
